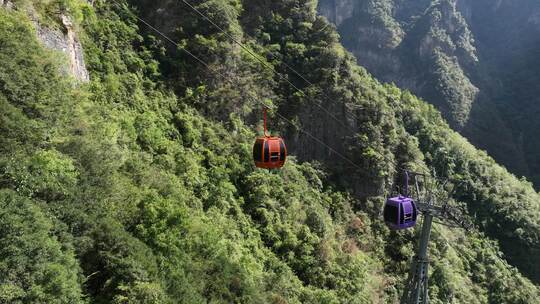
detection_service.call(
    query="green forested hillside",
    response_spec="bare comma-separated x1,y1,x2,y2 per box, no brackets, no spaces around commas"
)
0,0,539,303
317,0,540,189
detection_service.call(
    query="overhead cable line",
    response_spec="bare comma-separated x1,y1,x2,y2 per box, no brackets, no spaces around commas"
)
179,0,356,133
178,0,409,171
108,0,365,172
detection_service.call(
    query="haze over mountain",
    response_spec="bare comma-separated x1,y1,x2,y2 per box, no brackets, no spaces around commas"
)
318,0,540,189
0,0,539,303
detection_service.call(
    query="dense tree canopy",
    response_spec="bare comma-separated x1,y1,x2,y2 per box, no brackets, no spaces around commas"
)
0,0,539,303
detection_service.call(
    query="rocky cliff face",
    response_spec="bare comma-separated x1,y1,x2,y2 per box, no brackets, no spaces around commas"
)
0,0,13,9
318,0,354,26
320,0,477,127
318,0,540,188
2,0,89,82
36,15,89,82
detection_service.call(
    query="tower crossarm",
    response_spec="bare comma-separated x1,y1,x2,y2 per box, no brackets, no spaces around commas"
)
416,203,443,216
416,202,472,231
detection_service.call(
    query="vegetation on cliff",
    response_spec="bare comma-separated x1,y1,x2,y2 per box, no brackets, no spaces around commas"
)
318,0,540,189
0,0,539,303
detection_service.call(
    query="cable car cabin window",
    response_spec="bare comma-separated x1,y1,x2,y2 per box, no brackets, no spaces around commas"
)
253,140,263,162
264,141,270,162
279,140,286,161
400,204,405,224
270,152,279,161
384,205,399,223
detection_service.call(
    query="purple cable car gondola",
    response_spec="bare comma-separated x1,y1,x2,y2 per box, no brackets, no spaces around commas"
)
383,171,418,230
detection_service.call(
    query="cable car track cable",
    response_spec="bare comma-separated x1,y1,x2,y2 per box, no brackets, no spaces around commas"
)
108,0,365,171
110,0,456,182
178,0,408,171
179,0,360,135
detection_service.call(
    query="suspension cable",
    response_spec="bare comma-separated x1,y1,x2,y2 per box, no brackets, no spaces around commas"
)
179,0,356,133
178,0,405,170
108,0,365,172
263,107,268,137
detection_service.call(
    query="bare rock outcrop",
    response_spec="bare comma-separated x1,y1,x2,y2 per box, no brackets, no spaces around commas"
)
1,0,14,9
36,15,89,82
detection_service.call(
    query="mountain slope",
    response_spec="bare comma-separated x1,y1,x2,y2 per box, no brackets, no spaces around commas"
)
0,0,539,303
318,0,540,189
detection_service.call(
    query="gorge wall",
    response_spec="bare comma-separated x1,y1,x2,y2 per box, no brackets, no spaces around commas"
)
318,0,540,188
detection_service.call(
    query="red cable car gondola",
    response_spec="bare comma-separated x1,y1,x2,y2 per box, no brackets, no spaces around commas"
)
253,108,287,169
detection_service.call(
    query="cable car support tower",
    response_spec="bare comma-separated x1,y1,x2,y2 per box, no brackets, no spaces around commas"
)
400,172,472,304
